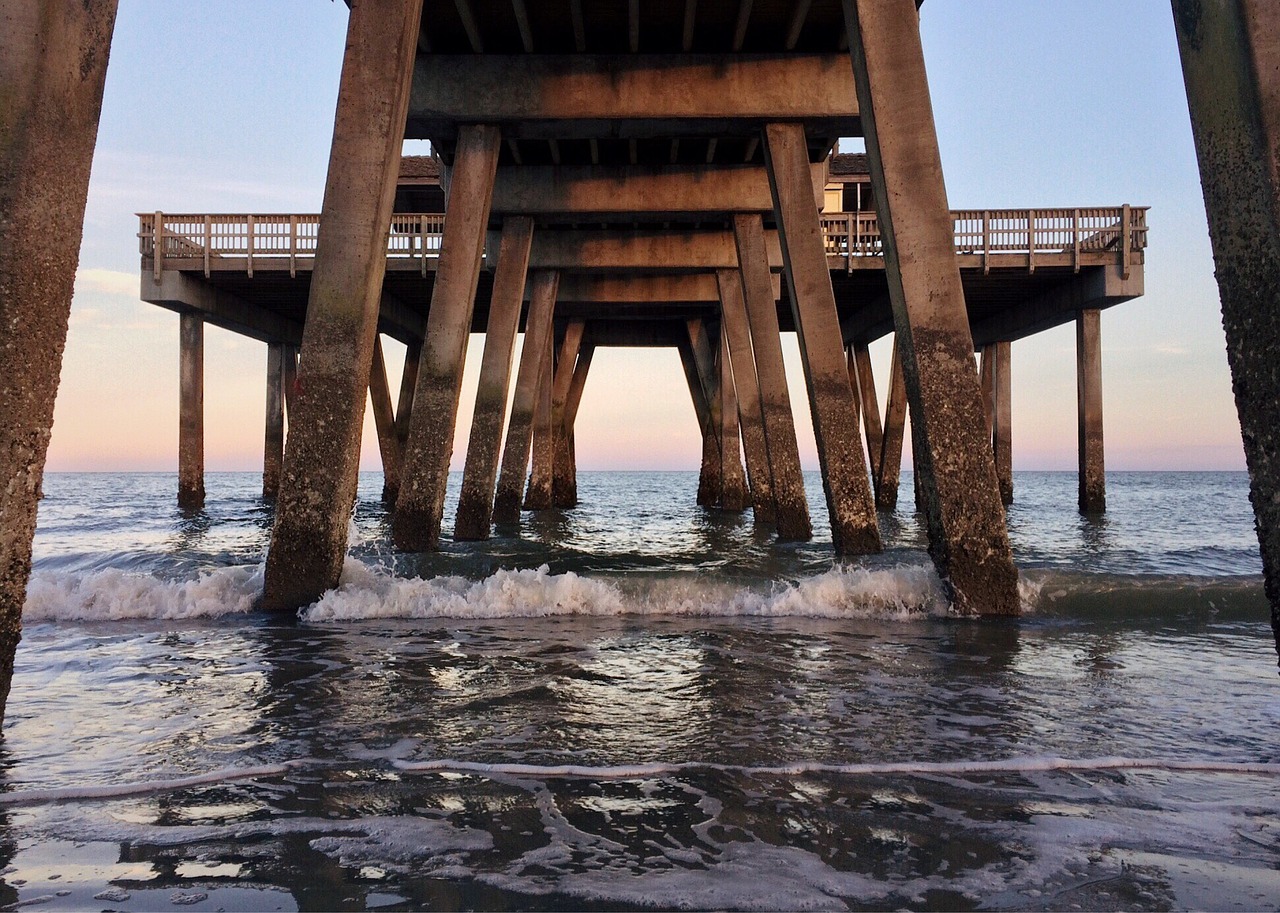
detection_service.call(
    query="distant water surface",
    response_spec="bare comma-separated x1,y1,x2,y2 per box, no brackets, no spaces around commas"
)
2,470,1275,911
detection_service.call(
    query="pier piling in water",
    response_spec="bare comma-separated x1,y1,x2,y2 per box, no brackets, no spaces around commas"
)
178,314,206,510
263,343,285,500
718,269,776,524
1076,310,1105,514
993,341,1014,506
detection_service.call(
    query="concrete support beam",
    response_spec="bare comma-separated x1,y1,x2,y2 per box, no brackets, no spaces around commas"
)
369,335,401,503
845,0,1019,613
263,343,285,500
525,333,555,510
455,217,534,540
283,345,299,417
978,347,995,437
992,340,1013,505
1173,0,1280,651
178,314,206,510
852,343,884,480
539,273,778,304
262,0,423,610
876,341,906,511
143,271,304,346
718,269,776,523
486,162,827,217
393,342,419,477
718,329,750,511
550,321,586,509
687,319,723,507
410,53,858,136
765,122,881,555
507,228,784,272
734,214,812,540
494,271,558,522
0,0,118,725
1076,310,1105,514
394,124,501,551
556,341,594,508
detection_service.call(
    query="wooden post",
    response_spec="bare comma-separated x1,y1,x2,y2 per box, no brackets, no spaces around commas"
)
853,343,883,480
718,269,776,523
525,331,555,510
551,321,586,508
178,314,205,510
733,214,811,540
764,122,881,555
494,271,558,522
262,0,424,611
1076,310,1105,514
393,124,502,551
368,335,401,504
876,340,906,511
993,340,1013,505
718,328,750,511
1173,0,1280,650
455,217,535,540
263,343,285,500
844,0,1019,614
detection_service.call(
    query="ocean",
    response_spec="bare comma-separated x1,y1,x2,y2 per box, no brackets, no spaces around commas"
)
4,470,1278,911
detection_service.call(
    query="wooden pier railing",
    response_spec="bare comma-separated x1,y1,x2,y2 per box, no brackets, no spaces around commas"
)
140,206,1148,279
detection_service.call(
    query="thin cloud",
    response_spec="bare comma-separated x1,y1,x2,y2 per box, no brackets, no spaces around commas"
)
75,268,137,298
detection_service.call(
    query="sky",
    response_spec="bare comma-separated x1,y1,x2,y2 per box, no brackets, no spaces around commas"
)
46,1,1244,475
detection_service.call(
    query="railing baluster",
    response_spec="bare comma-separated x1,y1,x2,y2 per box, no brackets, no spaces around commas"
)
203,215,211,278
1121,203,1132,280
1073,208,1081,273
246,214,255,278
1027,208,1036,274
982,210,990,275
154,210,163,282
290,215,298,279
420,214,428,278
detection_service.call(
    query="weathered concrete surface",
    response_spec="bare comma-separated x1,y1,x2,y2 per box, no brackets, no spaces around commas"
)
734,214,812,540
1075,310,1105,514
876,342,906,511
765,122,881,555
549,321,585,509
391,341,418,499
455,217,534,540
555,342,594,508
394,124,500,550
525,337,555,510
719,269,776,523
853,344,884,480
368,335,401,503
687,319,724,507
263,343,285,500
1174,0,1280,653
0,0,119,724
718,330,751,512
845,0,1019,614
993,340,1013,505
494,271,558,522
178,314,206,510
262,0,423,610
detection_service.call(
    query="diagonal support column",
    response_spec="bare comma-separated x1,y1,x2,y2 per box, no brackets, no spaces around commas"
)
852,343,884,481
494,271,558,523
764,122,880,555
368,335,402,504
1076,311,1104,514
557,340,594,508
718,269,776,523
264,343,285,500
178,314,206,510
734,214,811,540
393,124,502,551
687,318,723,507
551,321,586,508
993,340,1013,506
677,333,716,503
876,340,906,511
263,0,423,610
844,0,1018,613
1173,0,1280,653
455,217,535,540
718,328,750,512
524,331,556,510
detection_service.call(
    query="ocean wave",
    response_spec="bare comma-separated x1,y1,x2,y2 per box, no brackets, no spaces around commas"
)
23,565,263,621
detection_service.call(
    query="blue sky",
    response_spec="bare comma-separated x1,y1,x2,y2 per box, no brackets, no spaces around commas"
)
49,1,1244,473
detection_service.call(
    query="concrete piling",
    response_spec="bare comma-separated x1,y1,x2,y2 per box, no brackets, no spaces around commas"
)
549,321,585,509
524,332,555,510
876,341,906,511
1076,310,1104,514
556,341,594,508
718,329,751,511
733,214,812,540
764,122,881,555
394,124,501,551
852,344,884,481
455,217,534,540
368,335,402,504
993,340,1013,505
261,0,424,611
687,319,725,507
844,0,1019,614
718,269,776,523
178,314,206,510
263,343,285,500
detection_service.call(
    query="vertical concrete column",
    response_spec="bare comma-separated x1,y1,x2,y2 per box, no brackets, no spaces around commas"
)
718,269,776,523
687,319,723,507
550,321,585,509
262,0,423,610
718,330,750,511
992,340,1013,505
392,342,419,466
1173,0,1280,651
282,345,299,418
978,346,995,438
1076,310,1105,514
0,0,118,726
263,343,285,500
677,334,716,503
843,0,1018,614
733,214,812,540
455,217,535,540
524,333,555,510
764,123,881,555
178,314,206,510
853,343,884,480
876,341,906,511
393,124,501,550
558,341,594,508
494,271,558,522
368,335,401,503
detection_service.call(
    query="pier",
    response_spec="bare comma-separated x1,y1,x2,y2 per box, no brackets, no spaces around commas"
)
6,0,1280,724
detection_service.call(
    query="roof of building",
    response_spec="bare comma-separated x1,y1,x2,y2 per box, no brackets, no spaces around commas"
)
829,152,870,177
399,156,441,180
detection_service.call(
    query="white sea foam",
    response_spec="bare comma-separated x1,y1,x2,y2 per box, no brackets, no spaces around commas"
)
22,565,263,622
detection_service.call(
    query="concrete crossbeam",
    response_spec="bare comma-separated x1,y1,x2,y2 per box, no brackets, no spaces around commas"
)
494,228,784,272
